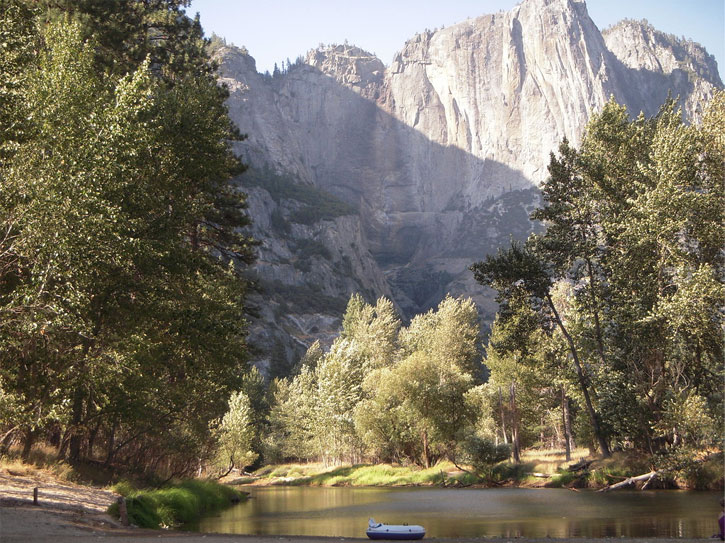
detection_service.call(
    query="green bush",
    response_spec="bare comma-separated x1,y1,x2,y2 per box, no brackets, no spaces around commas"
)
460,436,510,480
110,480,136,497
548,470,578,487
107,479,245,529
490,461,532,483
448,471,481,486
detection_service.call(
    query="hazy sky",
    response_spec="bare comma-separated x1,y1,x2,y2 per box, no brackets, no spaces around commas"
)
186,0,724,80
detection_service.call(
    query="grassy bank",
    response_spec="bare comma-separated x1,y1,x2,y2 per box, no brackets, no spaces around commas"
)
108,479,246,529
253,461,475,487
0,450,245,530
239,448,723,490
0,444,132,488
243,450,589,488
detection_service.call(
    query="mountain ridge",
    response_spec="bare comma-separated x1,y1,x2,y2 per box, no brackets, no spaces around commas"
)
214,1,722,375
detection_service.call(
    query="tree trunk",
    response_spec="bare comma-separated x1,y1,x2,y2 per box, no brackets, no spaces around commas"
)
58,427,70,458
104,421,117,467
21,428,36,461
599,471,658,492
0,426,18,453
562,388,573,462
421,430,431,469
87,421,102,460
540,414,546,447
546,293,611,458
509,381,520,463
586,258,608,368
498,387,508,445
68,384,86,461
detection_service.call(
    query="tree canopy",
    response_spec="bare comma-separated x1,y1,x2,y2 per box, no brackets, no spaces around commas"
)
472,94,725,462
0,0,256,476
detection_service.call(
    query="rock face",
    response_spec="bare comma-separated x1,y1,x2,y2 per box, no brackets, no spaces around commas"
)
602,19,721,121
218,0,722,374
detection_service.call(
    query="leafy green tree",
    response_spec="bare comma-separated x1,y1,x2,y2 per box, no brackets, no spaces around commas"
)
341,294,400,371
342,295,408,461
354,367,419,463
475,94,724,458
211,390,258,477
653,390,717,449
570,97,723,451
471,242,611,457
0,10,255,472
268,359,319,462
392,296,480,467
29,0,213,81
458,435,510,481
0,0,36,168
314,339,365,464
483,290,549,461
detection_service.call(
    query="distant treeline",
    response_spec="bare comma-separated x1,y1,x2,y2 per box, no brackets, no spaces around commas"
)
256,95,724,476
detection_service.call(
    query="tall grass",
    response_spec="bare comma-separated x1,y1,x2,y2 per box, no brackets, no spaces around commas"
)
107,480,245,529
0,444,113,485
258,461,479,487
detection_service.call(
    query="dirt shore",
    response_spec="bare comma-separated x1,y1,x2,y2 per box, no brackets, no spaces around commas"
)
0,471,710,543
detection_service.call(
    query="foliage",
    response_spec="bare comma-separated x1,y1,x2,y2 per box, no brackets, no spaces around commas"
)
268,294,481,468
111,480,137,497
210,391,258,475
458,436,510,480
30,0,216,82
243,167,356,223
471,242,611,457
107,479,244,529
0,0,36,167
0,1,256,475
471,93,725,461
548,470,579,487
482,290,552,460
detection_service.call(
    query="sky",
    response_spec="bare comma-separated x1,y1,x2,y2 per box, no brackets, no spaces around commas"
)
186,0,724,80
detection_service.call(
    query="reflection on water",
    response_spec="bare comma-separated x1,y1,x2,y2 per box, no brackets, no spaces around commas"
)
187,486,721,539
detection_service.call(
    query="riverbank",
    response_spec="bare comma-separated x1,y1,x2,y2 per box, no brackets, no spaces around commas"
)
228,450,723,490
0,470,717,542
0,464,244,535
232,450,590,488
0,468,126,539
0,505,714,543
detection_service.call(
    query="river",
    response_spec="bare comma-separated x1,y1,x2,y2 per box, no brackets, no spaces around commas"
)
185,486,722,538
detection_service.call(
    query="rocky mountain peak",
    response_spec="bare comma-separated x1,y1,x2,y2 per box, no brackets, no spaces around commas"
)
603,19,722,84
215,0,722,374
305,44,384,94
603,19,722,121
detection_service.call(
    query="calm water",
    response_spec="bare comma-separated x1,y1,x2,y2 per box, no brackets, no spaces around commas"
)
187,486,722,538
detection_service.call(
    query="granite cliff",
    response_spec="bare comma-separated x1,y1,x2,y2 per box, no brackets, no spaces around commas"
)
216,0,722,374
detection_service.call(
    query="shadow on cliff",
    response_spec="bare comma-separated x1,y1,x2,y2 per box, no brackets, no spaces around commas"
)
238,55,709,322
608,59,698,119
242,63,539,318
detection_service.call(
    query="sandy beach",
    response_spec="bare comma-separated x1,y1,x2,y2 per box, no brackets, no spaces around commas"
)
0,471,711,543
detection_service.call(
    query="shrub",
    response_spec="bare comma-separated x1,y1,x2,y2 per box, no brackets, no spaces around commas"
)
107,479,244,529
460,436,510,480
111,480,136,497
548,470,578,487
